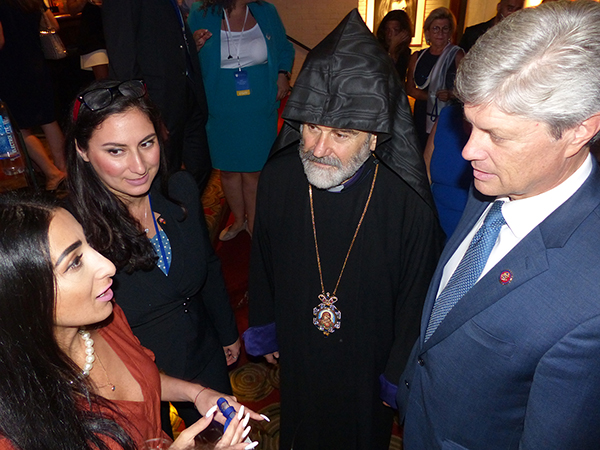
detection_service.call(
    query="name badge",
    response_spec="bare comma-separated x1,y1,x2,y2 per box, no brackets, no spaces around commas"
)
235,70,251,96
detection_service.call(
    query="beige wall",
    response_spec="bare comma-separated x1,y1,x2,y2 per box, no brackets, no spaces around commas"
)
270,0,361,82
464,0,497,28
465,0,542,28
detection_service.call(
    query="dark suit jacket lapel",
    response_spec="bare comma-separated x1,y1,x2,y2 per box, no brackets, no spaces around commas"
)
423,227,549,350
419,189,489,346
422,161,600,351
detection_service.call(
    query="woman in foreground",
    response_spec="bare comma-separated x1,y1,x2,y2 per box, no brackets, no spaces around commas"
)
0,194,259,449
65,80,241,434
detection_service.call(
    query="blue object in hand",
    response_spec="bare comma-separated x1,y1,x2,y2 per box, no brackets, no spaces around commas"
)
217,397,236,431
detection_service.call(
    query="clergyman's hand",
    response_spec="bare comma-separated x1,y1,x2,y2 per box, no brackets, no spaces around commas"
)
223,338,241,366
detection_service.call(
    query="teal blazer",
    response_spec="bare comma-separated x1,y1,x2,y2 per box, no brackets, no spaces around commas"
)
187,1,294,110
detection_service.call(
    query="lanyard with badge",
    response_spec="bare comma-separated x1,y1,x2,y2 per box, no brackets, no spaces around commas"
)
224,5,251,96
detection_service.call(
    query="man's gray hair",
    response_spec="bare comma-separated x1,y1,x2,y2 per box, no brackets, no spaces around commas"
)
455,1,600,140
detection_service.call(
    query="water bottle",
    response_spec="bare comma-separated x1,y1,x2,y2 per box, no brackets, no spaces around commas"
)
0,100,26,176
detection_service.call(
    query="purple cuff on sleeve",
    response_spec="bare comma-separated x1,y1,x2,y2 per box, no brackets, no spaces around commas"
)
379,373,398,409
242,322,279,356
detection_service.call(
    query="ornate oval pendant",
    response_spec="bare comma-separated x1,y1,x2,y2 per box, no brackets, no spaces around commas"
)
313,292,341,336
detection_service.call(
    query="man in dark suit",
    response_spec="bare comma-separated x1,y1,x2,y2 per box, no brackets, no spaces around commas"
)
398,2,600,449
103,0,212,193
459,0,523,53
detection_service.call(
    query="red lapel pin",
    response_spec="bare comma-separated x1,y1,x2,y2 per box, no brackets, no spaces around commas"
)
499,270,513,285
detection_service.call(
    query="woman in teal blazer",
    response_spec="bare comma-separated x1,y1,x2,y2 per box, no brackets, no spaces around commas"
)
188,0,294,240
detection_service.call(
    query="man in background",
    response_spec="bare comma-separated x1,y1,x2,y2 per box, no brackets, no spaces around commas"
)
103,0,212,193
459,0,524,53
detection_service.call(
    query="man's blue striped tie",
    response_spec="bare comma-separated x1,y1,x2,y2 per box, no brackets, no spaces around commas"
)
425,201,506,341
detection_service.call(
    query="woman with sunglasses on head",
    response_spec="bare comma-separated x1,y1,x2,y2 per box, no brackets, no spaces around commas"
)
65,80,243,437
406,7,464,152
0,194,259,450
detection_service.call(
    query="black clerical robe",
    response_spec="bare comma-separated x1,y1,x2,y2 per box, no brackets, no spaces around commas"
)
246,152,442,450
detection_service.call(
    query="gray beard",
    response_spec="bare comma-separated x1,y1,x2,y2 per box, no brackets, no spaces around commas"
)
299,136,372,189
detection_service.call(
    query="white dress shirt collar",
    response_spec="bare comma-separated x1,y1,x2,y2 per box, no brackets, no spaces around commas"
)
437,153,593,297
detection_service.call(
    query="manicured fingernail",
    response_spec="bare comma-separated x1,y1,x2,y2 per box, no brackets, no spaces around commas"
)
242,425,251,439
260,414,271,422
238,404,245,420
242,412,250,428
206,405,218,417
244,442,258,450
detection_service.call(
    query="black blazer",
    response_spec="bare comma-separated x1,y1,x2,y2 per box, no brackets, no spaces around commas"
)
113,172,238,383
102,0,208,140
459,17,495,53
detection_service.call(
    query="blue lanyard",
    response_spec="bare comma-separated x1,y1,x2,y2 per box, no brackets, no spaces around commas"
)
148,194,170,274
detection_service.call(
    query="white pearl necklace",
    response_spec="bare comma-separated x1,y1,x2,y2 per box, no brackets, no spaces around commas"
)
78,330,96,376
78,329,116,391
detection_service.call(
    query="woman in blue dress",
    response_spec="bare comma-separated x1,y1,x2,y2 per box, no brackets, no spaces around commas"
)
188,0,294,240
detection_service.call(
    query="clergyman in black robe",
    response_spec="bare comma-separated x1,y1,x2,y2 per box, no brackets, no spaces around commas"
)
244,10,444,450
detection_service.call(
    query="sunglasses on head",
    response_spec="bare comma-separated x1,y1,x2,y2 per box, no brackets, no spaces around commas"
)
72,80,147,121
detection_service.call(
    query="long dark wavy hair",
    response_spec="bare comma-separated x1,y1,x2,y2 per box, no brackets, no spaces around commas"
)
65,80,174,273
0,194,136,450
376,9,413,52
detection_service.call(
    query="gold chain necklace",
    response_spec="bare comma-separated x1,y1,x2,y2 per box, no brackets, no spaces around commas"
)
310,162,379,336
95,352,116,392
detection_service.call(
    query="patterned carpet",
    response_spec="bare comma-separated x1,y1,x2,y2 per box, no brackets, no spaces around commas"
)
201,169,227,242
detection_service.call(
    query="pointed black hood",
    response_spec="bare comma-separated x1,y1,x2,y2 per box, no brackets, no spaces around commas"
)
272,9,434,210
